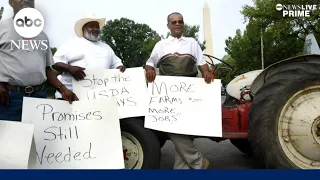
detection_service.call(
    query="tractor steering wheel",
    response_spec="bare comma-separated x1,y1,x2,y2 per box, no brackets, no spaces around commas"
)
203,54,234,72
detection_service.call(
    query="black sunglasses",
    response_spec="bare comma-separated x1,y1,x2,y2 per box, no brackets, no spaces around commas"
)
170,20,184,25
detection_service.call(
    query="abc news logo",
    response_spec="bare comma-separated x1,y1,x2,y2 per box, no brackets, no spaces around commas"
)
11,8,48,51
15,16,43,28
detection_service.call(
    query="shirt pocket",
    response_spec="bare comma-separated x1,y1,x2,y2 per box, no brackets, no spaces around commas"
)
162,45,175,54
87,54,108,69
99,55,109,69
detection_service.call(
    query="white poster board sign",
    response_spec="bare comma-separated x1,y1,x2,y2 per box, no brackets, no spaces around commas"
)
22,97,124,169
0,120,34,169
72,67,147,119
144,76,222,137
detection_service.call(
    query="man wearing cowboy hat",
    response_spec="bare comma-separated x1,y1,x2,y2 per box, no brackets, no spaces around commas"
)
52,13,126,99
0,0,78,121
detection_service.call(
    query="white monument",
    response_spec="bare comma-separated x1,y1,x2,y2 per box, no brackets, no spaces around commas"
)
203,2,213,63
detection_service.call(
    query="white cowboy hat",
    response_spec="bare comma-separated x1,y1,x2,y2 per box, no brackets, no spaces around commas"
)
74,12,106,38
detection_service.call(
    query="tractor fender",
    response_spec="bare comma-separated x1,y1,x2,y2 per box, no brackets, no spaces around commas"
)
226,69,263,101
250,54,320,95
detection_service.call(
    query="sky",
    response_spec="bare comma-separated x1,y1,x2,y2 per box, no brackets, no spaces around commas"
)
1,0,254,60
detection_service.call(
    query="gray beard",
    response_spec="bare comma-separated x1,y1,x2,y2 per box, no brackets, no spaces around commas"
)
83,31,101,42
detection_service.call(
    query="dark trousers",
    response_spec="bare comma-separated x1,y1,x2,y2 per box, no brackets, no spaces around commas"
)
0,90,47,121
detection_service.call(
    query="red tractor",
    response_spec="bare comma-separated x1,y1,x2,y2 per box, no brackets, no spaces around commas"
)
211,33,320,169
211,51,320,169
207,33,320,169
120,34,320,169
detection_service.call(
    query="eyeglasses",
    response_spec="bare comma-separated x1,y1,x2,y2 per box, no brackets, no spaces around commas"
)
170,20,184,25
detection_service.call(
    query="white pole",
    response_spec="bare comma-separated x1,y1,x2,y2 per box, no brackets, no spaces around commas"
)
261,28,264,69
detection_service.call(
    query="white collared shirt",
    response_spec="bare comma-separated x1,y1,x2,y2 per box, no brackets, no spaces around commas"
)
146,36,206,68
53,37,123,98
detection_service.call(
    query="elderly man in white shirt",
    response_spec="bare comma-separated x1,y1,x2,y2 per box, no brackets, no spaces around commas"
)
52,13,126,99
145,12,213,169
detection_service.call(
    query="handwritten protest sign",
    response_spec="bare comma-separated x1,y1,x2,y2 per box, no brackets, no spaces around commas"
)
72,67,147,119
22,97,124,169
0,120,34,169
144,76,222,137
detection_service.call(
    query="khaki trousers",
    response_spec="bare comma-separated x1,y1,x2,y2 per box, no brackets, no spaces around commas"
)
168,133,206,169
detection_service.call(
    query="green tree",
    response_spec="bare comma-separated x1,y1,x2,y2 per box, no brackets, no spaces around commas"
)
241,0,320,41
166,24,206,50
100,18,161,68
51,47,57,55
215,55,238,86
223,0,320,80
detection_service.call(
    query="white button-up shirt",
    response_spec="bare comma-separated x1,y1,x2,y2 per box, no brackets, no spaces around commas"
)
53,37,123,98
146,36,206,68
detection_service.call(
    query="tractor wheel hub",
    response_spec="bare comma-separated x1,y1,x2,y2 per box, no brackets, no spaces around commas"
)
311,117,320,144
278,85,320,169
121,132,144,169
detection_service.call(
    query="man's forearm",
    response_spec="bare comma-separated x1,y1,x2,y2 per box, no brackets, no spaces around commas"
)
46,67,64,88
46,67,78,102
52,62,71,72
199,64,210,75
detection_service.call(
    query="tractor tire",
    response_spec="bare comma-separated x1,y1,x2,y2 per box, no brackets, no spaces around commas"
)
230,139,253,156
120,118,161,169
248,61,320,169
159,138,167,149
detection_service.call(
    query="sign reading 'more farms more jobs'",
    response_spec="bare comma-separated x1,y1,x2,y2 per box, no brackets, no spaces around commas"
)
144,76,222,137
73,67,148,119
22,97,124,169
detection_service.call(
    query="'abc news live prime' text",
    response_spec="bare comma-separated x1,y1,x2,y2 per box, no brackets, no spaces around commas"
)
276,4,319,17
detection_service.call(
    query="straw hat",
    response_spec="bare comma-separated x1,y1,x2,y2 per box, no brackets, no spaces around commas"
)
74,12,106,38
